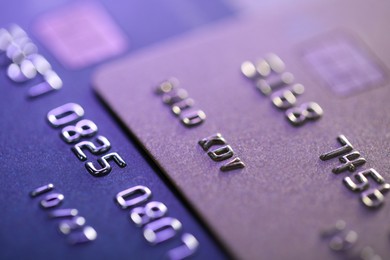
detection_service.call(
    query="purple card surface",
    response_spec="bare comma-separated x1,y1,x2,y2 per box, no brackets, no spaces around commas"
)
93,0,390,258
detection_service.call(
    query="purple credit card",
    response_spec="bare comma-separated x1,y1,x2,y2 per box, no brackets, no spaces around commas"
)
93,0,390,258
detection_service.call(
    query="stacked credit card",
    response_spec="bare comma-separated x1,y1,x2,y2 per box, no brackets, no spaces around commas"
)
1,0,389,259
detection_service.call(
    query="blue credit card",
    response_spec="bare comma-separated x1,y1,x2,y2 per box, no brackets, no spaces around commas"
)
3,0,390,259
0,0,234,259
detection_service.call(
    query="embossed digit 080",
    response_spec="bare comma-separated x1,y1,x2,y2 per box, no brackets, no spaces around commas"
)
115,185,199,259
47,103,126,176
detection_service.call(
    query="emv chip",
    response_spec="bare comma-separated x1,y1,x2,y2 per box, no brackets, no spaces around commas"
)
33,2,127,69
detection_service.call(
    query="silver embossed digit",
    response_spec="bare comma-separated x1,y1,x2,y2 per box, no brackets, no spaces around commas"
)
271,84,304,110
344,168,384,192
72,135,111,161
86,152,126,177
286,102,323,126
143,217,182,245
40,193,64,209
332,151,366,174
130,201,168,226
47,103,84,127
167,233,199,260
115,185,152,209
361,183,390,208
61,119,98,143
320,135,354,161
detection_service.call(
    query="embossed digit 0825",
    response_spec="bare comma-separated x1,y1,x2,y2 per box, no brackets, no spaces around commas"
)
72,136,111,161
47,103,126,176
47,103,84,127
86,152,126,177
61,119,98,143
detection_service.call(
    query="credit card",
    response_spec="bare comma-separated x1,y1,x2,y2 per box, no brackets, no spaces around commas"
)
93,0,390,259
0,0,233,259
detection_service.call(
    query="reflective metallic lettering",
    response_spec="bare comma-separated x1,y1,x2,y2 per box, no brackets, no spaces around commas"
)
241,53,285,80
40,193,64,209
85,152,126,177
221,157,246,172
256,72,294,96
49,208,79,218
321,135,389,209
163,88,188,105
130,201,168,227
155,78,179,94
68,226,97,245
286,102,323,126
1,25,62,97
361,183,390,208
265,53,286,73
30,183,54,197
180,110,206,127
343,168,385,192
61,119,98,143
271,84,305,110
143,217,182,245
320,135,354,161
115,185,152,209
47,103,84,128
332,151,366,174
199,133,245,171
167,233,199,260
241,60,259,79
30,183,96,245
72,136,111,161
198,133,226,151
321,220,381,258
59,216,86,235
321,220,358,252
172,98,194,116
243,53,323,127
156,78,206,127
28,70,63,98
114,185,199,254
208,145,234,162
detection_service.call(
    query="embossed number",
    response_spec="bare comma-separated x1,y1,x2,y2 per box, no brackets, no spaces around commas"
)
115,186,152,209
47,103,84,127
285,102,323,126
86,152,126,177
343,168,385,192
61,119,98,143
143,217,182,245
130,201,168,226
361,183,390,208
72,135,111,161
